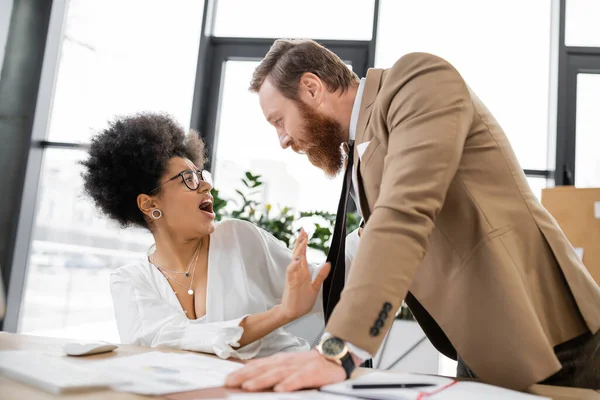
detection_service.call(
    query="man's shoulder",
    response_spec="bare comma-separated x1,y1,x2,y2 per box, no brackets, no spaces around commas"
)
374,52,468,108
392,52,455,70
383,52,462,81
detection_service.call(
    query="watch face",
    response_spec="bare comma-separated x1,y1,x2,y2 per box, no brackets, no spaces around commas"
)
322,337,345,356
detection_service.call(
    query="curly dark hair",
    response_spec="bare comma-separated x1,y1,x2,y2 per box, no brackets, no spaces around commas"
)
81,112,206,229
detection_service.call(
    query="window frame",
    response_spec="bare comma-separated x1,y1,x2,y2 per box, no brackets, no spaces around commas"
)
4,0,594,331
556,0,600,186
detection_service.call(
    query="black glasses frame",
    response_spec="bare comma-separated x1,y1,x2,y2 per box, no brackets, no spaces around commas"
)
149,169,212,194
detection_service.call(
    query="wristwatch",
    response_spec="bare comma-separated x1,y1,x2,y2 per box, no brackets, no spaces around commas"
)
317,336,356,379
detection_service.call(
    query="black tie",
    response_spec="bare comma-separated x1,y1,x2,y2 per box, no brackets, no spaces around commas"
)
322,143,373,368
323,143,354,323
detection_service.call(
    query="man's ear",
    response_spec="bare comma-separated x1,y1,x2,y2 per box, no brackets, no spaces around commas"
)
137,193,159,219
299,72,324,105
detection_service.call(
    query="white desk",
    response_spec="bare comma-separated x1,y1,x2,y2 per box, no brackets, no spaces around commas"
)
1,332,598,400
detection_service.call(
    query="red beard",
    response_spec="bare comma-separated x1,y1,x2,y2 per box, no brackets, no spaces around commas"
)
293,101,347,178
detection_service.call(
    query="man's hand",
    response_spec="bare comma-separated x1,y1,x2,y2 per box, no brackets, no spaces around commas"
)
225,350,346,392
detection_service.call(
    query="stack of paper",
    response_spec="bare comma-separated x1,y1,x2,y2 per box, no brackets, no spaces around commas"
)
92,351,243,395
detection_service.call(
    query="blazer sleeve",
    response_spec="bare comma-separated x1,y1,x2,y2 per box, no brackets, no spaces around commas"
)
326,52,474,355
109,268,261,360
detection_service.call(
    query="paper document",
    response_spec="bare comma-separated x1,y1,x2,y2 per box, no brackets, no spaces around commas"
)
321,371,550,400
93,351,243,395
437,382,550,399
228,391,356,399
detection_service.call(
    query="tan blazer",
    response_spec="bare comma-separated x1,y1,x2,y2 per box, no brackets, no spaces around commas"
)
326,52,600,390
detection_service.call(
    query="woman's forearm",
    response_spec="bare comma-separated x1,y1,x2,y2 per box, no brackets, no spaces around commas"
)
237,305,292,348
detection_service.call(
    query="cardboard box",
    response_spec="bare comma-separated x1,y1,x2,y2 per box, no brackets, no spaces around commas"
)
541,186,600,286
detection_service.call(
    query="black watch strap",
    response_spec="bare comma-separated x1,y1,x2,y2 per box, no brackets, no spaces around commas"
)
340,352,356,379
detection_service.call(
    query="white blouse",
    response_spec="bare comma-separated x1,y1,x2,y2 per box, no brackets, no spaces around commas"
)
110,219,359,360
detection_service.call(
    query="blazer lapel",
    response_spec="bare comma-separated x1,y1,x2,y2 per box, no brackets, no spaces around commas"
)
353,68,384,220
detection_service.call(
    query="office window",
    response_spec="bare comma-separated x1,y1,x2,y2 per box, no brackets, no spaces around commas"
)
17,0,205,341
575,73,600,187
375,0,552,171
565,0,600,47
527,177,550,201
213,0,375,40
19,149,153,341
212,61,343,214
0,0,12,78
47,0,204,143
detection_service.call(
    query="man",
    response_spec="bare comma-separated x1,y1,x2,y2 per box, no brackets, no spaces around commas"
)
226,39,600,391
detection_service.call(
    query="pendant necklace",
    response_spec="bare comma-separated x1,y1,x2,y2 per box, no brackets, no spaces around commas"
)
152,243,201,295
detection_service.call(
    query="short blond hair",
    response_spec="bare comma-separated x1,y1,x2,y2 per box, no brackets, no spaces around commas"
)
249,39,358,100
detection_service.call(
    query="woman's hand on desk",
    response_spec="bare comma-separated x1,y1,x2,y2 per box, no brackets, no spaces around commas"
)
280,229,331,322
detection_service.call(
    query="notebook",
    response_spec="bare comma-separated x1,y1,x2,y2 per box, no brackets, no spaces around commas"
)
320,371,550,400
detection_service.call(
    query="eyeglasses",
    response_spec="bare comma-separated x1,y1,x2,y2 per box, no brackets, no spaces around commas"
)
149,169,212,194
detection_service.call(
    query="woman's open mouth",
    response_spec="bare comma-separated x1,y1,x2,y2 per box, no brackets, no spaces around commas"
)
199,198,215,218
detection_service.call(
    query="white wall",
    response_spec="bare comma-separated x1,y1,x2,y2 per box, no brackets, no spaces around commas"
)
0,0,13,77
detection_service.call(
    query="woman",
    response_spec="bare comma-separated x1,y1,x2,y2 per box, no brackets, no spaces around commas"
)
81,112,331,359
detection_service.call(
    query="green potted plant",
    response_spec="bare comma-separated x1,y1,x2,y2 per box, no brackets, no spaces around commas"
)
212,171,360,255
